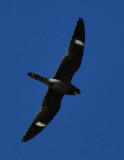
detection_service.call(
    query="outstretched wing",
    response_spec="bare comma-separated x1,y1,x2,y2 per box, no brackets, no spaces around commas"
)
22,88,63,142
53,18,85,82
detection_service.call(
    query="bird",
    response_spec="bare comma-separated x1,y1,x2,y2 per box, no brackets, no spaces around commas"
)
22,17,85,142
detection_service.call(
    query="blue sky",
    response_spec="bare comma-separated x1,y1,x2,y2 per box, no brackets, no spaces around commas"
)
0,0,124,160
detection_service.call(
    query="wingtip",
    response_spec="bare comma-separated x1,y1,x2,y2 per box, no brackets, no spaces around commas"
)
78,17,84,22
21,136,30,142
77,17,84,28
78,17,82,20
21,136,26,142
21,139,25,142
71,17,85,44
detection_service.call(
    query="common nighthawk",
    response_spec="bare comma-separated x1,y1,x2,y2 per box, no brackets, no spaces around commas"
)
22,18,85,142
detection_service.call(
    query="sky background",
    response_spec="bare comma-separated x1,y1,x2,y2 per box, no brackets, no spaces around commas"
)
0,0,124,160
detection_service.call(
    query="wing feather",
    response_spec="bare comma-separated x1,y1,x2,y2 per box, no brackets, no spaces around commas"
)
53,18,85,82
22,88,63,142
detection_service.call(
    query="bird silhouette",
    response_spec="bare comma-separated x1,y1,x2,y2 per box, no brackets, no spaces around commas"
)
22,17,85,142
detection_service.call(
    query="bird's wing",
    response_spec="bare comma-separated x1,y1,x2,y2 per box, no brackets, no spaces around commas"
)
53,18,85,82
22,88,63,142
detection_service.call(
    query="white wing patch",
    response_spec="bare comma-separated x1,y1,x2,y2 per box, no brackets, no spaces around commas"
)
75,39,84,46
35,122,46,127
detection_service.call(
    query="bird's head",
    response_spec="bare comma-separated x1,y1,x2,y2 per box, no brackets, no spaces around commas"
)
71,85,81,95
74,88,81,95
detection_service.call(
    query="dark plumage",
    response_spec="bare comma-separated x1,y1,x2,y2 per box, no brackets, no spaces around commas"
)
22,18,85,142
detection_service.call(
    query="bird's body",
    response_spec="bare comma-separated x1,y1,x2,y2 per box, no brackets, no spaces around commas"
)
28,72,80,95
49,78,79,95
22,18,85,142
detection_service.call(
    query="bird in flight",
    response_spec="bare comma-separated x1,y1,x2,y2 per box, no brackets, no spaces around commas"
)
22,17,85,142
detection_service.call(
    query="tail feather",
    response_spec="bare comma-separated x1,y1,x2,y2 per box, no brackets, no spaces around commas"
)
27,72,49,85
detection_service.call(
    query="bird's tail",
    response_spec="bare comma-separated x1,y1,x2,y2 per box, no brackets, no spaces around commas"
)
28,72,49,85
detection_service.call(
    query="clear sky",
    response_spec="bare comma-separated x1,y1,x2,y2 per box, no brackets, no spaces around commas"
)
0,0,124,160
